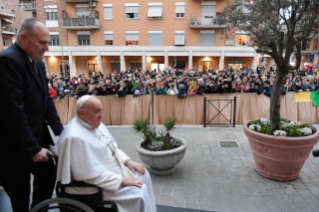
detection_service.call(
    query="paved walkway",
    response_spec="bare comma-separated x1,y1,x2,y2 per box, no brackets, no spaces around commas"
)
106,125,319,212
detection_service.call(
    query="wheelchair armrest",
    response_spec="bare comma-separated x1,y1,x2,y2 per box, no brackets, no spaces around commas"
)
55,181,118,211
61,181,99,188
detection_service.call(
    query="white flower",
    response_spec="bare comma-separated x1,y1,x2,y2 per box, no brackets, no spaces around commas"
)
300,127,312,136
273,130,287,137
249,124,261,131
260,118,270,126
282,121,302,128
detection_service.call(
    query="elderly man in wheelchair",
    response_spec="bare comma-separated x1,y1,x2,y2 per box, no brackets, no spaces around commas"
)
32,95,157,212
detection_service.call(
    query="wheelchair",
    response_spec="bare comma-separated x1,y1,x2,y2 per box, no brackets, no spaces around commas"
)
31,181,118,212
31,153,118,212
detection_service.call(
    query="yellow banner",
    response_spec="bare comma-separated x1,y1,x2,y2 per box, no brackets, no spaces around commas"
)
295,92,311,103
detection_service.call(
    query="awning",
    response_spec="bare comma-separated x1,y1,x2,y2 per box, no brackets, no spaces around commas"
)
2,18,13,24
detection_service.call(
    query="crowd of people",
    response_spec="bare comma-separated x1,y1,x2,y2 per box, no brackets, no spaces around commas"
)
48,64,319,100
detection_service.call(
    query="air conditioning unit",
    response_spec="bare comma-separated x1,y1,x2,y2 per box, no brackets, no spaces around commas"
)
90,2,96,7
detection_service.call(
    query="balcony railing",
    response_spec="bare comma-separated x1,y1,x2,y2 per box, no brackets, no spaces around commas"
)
0,1,15,18
20,1,36,11
1,26,17,35
189,16,227,28
62,10,100,29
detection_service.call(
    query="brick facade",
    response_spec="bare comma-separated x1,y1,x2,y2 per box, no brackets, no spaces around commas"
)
35,0,68,46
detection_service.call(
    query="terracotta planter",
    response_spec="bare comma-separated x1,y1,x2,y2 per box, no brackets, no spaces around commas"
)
244,121,319,181
135,137,187,176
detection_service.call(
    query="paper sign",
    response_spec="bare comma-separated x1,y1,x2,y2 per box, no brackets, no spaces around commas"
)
295,92,311,103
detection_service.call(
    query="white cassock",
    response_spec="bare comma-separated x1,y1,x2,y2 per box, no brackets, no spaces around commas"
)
54,116,157,212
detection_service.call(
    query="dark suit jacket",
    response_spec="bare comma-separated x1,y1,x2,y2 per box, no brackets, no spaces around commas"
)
0,43,63,178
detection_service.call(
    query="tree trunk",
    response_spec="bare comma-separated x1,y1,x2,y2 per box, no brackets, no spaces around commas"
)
270,70,286,132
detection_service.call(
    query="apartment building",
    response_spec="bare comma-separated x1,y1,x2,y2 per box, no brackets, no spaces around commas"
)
25,0,274,78
0,0,16,51
299,36,319,69
0,0,31,51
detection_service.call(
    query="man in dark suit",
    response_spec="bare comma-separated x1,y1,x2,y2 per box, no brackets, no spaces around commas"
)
0,17,63,211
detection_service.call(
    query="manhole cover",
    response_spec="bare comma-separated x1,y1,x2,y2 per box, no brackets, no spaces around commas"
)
218,140,240,148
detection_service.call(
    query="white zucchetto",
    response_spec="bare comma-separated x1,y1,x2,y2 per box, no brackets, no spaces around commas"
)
76,95,93,112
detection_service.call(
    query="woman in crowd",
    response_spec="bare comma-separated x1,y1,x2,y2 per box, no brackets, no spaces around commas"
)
49,85,56,98
187,80,198,96
155,81,167,95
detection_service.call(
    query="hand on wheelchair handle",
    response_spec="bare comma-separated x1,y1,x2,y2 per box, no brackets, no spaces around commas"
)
32,148,50,162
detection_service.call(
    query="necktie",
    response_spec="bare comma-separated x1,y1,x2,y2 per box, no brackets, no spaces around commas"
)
32,61,38,74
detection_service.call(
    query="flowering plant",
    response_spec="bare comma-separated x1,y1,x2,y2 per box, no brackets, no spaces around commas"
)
248,118,314,137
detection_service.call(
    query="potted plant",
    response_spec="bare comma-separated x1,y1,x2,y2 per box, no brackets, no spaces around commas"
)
133,118,187,176
244,118,319,181
221,0,319,181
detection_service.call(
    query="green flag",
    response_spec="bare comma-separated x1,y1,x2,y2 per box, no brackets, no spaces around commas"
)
132,81,139,88
311,91,319,106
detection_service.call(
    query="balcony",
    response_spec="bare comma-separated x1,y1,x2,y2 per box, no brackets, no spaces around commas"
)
1,26,16,35
62,10,100,29
189,16,227,29
20,1,36,12
0,1,15,18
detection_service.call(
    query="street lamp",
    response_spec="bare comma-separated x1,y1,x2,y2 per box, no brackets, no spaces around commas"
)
42,3,65,78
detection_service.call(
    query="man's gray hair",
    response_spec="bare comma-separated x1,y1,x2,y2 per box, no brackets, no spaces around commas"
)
16,17,43,42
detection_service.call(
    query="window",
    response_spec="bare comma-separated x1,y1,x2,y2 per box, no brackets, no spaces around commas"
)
201,2,216,25
60,61,70,78
49,35,59,46
148,3,163,19
3,39,8,47
103,4,113,20
302,39,311,51
125,3,139,19
45,8,57,20
200,30,215,46
76,5,89,18
175,31,185,46
198,61,211,71
235,32,250,46
104,31,113,45
148,31,162,46
126,31,139,45
78,31,90,46
175,2,185,19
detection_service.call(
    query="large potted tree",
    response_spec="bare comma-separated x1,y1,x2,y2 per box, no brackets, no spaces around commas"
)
221,0,319,181
133,118,187,176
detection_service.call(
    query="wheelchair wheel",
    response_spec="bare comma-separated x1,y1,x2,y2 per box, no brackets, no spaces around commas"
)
31,197,95,212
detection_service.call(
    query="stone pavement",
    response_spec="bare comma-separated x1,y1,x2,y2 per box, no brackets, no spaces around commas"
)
106,125,319,212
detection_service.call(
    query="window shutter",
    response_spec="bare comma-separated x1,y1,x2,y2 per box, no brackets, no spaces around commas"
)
78,35,90,40
175,5,185,13
201,5,216,17
148,6,162,17
45,8,57,12
200,32,215,46
126,33,139,41
104,7,113,20
104,34,113,40
125,6,139,13
149,33,162,46
175,33,185,45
